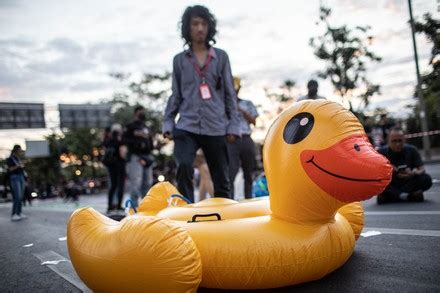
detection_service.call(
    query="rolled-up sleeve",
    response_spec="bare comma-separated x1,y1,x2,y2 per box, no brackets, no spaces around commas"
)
222,53,240,136
163,56,181,134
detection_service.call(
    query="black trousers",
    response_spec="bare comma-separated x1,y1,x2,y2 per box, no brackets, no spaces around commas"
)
173,128,230,203
227,135,256,199
107,164,126,209
383,173,432,198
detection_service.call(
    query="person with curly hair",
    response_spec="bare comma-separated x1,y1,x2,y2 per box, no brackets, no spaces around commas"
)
163,5,240,202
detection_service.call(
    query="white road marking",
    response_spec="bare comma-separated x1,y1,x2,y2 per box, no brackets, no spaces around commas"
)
360,230,382,237
363,227,440,237
33,250,92,293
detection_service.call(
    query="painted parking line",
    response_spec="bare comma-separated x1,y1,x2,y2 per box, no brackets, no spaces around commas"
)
365,211,440,215
33,250,91,293
363,227,440,237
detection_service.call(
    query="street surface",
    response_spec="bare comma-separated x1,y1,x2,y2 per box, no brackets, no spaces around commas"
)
1,164,439,292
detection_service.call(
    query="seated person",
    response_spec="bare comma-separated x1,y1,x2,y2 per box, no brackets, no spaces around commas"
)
377,127,432,204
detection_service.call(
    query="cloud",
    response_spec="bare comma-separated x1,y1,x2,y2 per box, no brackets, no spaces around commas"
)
0,0,21,8
0,37,34,48
28,55,94,75
47,37,84,55
69,81,110,92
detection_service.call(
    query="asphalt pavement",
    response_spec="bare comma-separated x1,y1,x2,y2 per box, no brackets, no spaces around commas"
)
1,164,439,292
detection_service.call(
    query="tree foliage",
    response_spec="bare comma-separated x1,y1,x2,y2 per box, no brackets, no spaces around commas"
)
264,79,297,103
407,13,440,147
24,133,63,188
108,72,171,133
310,5,382,111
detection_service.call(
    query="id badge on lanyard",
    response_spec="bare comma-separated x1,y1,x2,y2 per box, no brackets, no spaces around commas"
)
199,78,212,100
190,50,213,100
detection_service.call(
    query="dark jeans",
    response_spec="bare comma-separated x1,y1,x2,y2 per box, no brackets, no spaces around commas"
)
227,135,256,199
107,164,126,210
10,174,25,216
173,128,230,202
382,173,433,198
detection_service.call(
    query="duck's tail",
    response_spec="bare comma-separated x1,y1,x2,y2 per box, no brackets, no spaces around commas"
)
136,181,188,216
67,208,202,293
337,202,364,240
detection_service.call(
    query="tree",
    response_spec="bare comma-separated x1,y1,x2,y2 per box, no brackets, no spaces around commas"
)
414,13,440,147
264,79,298,111
108,72,171,134
23,133,63,192
310,5,382,112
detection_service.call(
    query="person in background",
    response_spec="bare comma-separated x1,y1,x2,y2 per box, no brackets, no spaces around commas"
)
7,145,27,221
193,149,214,201
123,106,154,207
103,124,127,213
227,77,259,199
22,177,33,207
377,127,432,204
162,5,240,202
297,79,326,102
379,114,394,146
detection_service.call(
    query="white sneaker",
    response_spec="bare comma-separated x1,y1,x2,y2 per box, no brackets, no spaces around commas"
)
19,214,28,220
11,214,21,221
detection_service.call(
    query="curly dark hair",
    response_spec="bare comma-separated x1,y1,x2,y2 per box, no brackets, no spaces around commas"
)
180,5,217,48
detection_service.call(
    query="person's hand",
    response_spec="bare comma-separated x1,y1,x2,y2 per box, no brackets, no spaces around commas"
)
163,132,173,140
226,134,236,143
397,168,414,179
139,159,147,167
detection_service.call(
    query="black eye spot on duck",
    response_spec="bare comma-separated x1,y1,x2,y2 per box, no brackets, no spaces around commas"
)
283,112,314,144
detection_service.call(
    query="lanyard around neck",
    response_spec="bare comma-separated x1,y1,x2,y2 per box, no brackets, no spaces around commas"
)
188,49,213,81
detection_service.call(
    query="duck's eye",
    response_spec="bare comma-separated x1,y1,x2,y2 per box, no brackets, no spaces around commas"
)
283,112,314,144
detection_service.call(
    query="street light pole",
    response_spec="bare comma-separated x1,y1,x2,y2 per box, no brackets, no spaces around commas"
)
407,0,431,160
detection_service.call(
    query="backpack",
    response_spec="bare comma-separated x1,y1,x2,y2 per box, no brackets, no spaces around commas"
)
102,143,119,166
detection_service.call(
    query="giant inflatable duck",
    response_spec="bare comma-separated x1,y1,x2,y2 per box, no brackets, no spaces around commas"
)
67,100,392,292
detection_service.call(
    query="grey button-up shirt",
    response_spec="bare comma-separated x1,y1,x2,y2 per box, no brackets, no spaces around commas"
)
237,99,258,135
163,47,240,137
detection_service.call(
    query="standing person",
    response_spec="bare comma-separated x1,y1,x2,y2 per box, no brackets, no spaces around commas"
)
227,77,259,199
103,124,127,213
377,127,432,204
123,106,154,207
193,149,214,201
7,145,27,221
297,79,326,102
163,5,240,203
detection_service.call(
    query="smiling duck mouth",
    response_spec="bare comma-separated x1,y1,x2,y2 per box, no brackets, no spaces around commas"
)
306,156,382,182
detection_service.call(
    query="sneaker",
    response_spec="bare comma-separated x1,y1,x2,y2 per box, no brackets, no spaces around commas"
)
407,190,424,202
19,214,28,220
11,214,21,221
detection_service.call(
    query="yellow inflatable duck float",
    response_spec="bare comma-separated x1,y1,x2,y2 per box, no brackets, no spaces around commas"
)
67,100,392,292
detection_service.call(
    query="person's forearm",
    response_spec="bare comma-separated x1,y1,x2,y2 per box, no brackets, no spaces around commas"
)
240,109,256,125
9,165,21,171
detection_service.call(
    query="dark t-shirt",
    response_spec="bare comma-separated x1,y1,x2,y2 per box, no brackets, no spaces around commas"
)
103,139,125,167
6,155,24,176
378,144,423,169
123,120,153,155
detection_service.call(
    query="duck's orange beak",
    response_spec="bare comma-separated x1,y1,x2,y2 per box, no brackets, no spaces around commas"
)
301,135,392,202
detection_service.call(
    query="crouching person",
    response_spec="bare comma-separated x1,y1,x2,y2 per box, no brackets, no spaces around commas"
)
377,127,432,204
